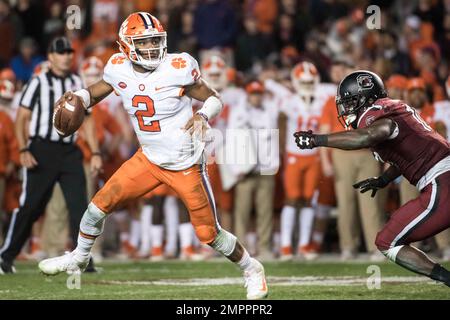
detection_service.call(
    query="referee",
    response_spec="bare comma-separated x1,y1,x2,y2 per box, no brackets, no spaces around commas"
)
0,37,102,274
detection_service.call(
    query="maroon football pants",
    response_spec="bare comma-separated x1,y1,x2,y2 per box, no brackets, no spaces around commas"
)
375,170,450,250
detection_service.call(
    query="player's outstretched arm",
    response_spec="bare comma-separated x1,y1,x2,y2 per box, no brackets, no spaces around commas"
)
294,118,396,150
58,80,114,110
77,79,114,109
86,80,114,107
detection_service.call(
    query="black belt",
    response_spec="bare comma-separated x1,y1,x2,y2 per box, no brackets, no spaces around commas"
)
30,137,74,145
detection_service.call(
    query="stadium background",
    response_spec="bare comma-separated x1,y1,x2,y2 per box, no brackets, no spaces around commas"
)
0,0,450,270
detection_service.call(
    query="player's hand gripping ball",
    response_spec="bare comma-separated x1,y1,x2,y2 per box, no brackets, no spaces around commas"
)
53,91,86,137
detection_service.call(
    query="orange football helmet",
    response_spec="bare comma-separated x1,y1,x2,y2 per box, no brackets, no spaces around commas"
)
79,56,104,86
0,68,16,82
0,79,15,101
201,55,227,91
291,61,320,105
33,61,51,76
117,12,167,70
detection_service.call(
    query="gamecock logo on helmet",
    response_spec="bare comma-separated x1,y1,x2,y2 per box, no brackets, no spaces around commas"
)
357,74,374,91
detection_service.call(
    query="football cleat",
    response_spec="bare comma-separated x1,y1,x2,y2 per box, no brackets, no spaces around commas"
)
298,243,320,261
244,258,268,300
120,240,138,259
150,246,164,262
0,260,16,275
279,246,293,261
38,251,90,275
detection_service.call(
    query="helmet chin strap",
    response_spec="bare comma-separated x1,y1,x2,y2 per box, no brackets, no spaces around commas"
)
348,104,370,129
344,114,357,128
346,96,373,129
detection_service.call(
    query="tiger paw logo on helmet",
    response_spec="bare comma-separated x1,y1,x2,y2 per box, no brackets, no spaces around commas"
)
171,57,187,69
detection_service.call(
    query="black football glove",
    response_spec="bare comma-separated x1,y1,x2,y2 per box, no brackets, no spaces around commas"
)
353,176,389,198
293,130,317,150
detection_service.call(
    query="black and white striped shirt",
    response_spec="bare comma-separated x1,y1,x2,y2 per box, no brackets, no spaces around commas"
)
19,70,83,144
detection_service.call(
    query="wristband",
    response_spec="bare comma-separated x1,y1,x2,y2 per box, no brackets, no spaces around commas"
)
73,89,91,109
314,134,328,147
19,147,30,153
196,95,222,121
379,174,390,187
196,112,209,122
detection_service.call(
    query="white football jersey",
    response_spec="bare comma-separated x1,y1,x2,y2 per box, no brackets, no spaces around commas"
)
281,84,332,156
103,52,203,170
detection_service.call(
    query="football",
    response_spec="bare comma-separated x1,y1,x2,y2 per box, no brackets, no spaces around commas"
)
53,93,85,137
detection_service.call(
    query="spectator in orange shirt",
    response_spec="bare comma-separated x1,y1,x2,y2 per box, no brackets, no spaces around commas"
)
406,77,436,124
386,74,408,100
77,102,123,184
0,78,20,239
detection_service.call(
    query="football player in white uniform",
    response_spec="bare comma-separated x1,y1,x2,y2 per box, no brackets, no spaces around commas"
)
278,62,334,260
38,12,267,299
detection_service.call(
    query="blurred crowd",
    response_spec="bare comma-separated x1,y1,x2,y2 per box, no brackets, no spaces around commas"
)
1,0,450,262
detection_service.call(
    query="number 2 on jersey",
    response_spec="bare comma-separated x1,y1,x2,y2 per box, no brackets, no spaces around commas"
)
132,95,161,132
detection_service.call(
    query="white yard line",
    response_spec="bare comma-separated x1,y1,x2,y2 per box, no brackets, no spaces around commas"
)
99,276,434,287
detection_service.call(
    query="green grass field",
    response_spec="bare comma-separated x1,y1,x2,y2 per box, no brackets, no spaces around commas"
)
1,259,449,300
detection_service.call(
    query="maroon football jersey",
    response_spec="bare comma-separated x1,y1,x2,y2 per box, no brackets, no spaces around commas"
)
357,97,450,185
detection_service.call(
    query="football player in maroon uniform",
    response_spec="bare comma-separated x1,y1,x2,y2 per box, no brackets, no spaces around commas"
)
294,70,450,287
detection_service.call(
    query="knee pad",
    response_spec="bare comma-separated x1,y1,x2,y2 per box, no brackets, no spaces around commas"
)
80,202,106,237
381,245,404,262
209,229,237,256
